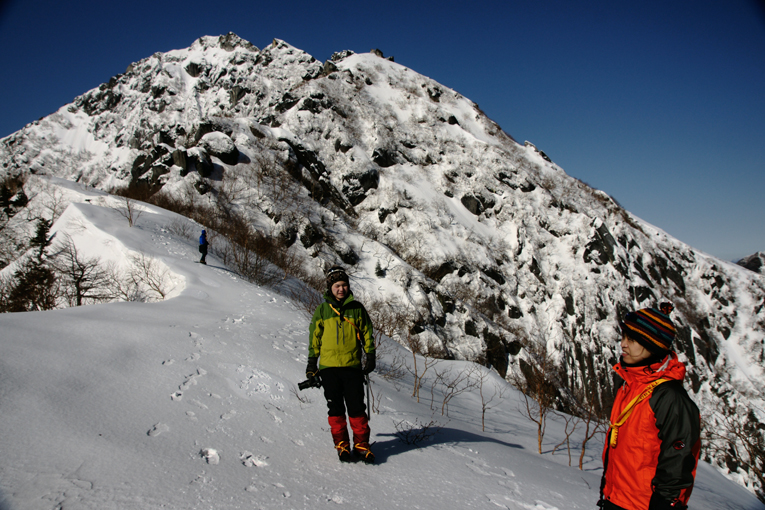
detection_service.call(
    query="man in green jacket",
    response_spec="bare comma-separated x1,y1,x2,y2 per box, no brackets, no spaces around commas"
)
306,266,376,463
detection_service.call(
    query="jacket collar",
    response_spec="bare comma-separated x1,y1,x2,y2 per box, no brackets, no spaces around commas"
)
323,291,354,308
613,351,686,386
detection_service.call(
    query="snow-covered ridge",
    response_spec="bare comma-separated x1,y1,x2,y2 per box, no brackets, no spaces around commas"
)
1,190,760,509
1,33,764,497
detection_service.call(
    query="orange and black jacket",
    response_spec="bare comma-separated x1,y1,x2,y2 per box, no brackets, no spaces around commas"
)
600,352,701,510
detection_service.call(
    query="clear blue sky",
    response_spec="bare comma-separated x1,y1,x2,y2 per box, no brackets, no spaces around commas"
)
1,0,763,261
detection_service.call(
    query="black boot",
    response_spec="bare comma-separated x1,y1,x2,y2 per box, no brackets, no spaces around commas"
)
336,440,352,462
353,442,375,464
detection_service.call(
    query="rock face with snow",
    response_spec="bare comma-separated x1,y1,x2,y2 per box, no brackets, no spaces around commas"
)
738,252,765,275
1,33,764,492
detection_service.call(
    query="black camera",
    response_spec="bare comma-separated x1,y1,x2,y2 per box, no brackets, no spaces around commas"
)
298,376,321,391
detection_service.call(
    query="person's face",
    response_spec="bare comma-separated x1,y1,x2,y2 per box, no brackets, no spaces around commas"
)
621,333,651,364
331,281,349,301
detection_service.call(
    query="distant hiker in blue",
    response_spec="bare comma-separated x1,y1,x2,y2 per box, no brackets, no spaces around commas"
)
199,230,208,264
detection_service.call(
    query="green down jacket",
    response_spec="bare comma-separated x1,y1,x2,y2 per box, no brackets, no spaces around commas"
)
308,292,375,369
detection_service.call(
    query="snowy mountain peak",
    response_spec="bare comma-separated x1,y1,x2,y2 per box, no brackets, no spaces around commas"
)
1,34,764,499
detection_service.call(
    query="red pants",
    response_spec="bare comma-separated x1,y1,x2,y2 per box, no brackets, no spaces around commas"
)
321,368,369,446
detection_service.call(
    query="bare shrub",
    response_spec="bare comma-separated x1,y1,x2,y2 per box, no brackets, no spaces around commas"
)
110,182,157,202
474,366,508,432
404,330,443,403
290,385,314,405
112,196,144,227
128,252,170,300
51,234,116,306
570,386,610,470
38,181,68,222
508,340,560,454
551,411,579,466
433,364,477,417
0,272,14,312
166,219,195,240
150,187,303,286
108,268,145,302
703,397,765,502
362,296,411,382
389,230,429,272
286,275,325,319
393,417,443,446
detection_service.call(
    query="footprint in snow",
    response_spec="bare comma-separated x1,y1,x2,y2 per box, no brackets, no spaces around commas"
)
179,368,207,391
272,483,290,498
496,479,521,495
241,451,269,467
189,331,203,347
147,423,169,437
201,448,220,465
221,410,236,420
467,463,495,477
189,399,208,410
487,494,559,510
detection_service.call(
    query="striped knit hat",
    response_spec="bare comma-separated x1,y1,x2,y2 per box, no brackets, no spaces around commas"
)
326,266,350,291
620,302,676,355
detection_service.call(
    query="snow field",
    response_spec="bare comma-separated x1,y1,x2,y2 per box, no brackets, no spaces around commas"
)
0,181,762,510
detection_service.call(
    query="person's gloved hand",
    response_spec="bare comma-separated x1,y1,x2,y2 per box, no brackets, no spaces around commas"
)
648,492,685,510
306,357,319,382
362,352,376,375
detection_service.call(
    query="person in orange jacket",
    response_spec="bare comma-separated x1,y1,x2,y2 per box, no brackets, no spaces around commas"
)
599,303,701,510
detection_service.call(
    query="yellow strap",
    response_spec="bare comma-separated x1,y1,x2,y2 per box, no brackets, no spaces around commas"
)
328,303,362,342
608,378,669,448
335,440,351,454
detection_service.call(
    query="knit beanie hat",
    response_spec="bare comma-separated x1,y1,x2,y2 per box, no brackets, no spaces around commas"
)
619,302,676,355
326,266,349,292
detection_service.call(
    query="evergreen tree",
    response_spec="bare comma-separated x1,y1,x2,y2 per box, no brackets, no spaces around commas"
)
6,258,58,311
1,184,13,216
4,218,58,312
0,184,11,209
11,188,28,208
29,218,52,261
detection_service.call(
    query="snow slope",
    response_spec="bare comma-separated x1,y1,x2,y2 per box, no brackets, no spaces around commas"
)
1,34,764,499
0,183,761,510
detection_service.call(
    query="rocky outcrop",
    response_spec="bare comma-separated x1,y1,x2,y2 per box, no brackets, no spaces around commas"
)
737,252,765,275
199,132,239,166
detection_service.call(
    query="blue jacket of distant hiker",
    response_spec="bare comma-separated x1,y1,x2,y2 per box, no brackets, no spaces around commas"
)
308,292,374,369
199,231,208,253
